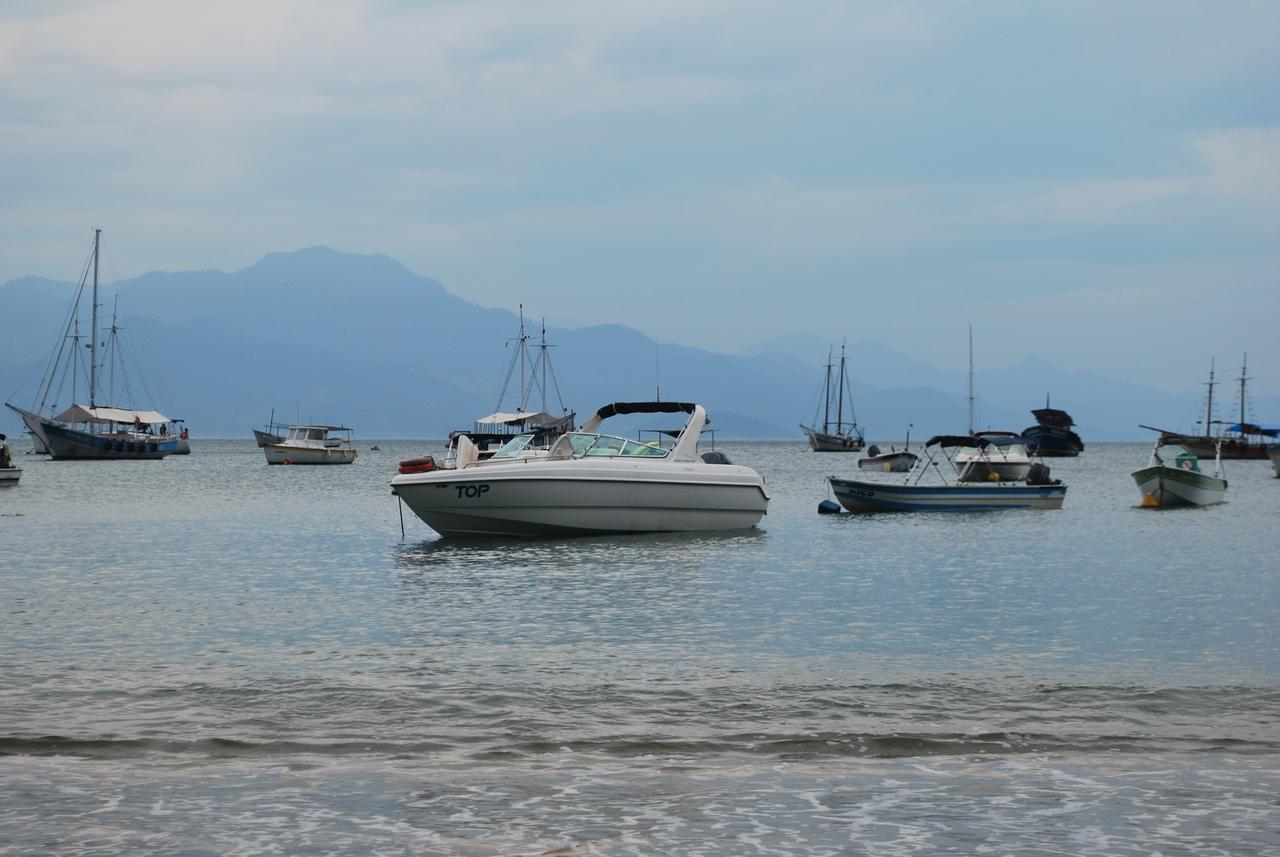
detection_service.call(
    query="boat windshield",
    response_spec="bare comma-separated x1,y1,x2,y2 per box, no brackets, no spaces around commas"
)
549,432,669,460
491,434,536,459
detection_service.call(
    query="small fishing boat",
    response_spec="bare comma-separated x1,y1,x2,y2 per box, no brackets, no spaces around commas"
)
1132,442,1227,508
858,425,918,472
263,425,357,465
800,342,864,452
0,434,20,485
252,410,290,448
828,435,1066,512
1020,396,1084,456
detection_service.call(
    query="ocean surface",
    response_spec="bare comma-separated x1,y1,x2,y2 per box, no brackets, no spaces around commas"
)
1,439,1278,856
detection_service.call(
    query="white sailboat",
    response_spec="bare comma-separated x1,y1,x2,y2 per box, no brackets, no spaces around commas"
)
5,230,183,460
800,342,864,452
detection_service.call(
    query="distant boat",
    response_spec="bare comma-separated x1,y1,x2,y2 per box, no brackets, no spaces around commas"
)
1142,357,1275,459
1132,442,1227,508
951,327,1030,481
1020,396,1084,457
858,424,918,472
1269,445,1280,478
828,435,1066,512
263,425,357,465
800,342,864,452
252,409,289,447
446,307,575,461
4,229,183,460
0,434,19,485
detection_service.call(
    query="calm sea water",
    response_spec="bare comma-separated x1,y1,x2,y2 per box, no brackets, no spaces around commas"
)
2,440,1278,856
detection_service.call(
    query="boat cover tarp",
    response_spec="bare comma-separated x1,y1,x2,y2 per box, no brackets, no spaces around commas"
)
1223,423,1280,437
475,410,564,427
925,434,994,449
52,404,173,425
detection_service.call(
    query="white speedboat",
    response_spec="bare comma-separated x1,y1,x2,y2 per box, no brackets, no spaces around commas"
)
1132,443,1227,508
954,433,1032,482
828,435,1066,512
263,425,357,465
392,401,770,537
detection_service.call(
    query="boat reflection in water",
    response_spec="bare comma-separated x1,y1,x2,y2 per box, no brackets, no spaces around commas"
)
392,401,769,538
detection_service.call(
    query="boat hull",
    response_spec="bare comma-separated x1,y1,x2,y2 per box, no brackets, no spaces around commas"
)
264,444,356,465
6,404,51,454
1131,464,1227,507
393,463,769,537
1020,425,1083,457
253,429,284,448
802,426,864,452
857,451,918,472
1270,445,1280,478
0,466,20,485
1172,436,1269,460
829,476,1066,512
42,422,177,460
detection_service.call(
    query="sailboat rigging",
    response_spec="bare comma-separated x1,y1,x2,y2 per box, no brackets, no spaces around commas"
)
5,229,184,460
800,341,864,452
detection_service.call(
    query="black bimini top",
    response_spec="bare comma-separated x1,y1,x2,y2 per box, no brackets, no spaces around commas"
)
592,401,697,421
925,434,994,449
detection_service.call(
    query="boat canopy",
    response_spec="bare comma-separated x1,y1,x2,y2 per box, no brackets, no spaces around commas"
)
53,404,174,425
925,434,995,449
583,401,696,429
475,410,564,428
1223,422,1280,437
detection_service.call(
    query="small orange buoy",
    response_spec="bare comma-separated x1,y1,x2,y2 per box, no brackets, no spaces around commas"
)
1140,492,1160,508
283,457,293,465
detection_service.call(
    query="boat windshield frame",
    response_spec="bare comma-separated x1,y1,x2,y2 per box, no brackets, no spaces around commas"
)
490,433,537,459
548,432,671,460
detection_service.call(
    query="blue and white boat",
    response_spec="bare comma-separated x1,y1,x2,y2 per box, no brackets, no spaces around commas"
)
828,435,1067,512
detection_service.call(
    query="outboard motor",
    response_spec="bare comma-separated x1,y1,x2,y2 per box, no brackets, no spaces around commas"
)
700,450,732,465
1026,463,1057,485
867,444,881,457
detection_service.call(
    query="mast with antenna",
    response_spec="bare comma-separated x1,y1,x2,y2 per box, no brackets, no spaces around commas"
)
89,228,101,408
1238,354,1249,427
967,324,975,436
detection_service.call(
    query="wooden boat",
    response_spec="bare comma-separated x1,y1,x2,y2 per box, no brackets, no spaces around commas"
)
252,410,289,447
3,229,184,460
1132,442,1227,507
800,342,864,452
446,308,575,461
828,435,1067,512
858,425,918,472
263,425,357,465
1020,395,1084,456
1143,357,1275,459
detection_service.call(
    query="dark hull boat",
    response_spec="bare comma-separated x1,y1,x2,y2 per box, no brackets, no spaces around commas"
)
1143,357,1275,460
1020,398,1083,457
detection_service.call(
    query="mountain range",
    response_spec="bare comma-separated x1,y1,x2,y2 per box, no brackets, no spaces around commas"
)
1,245,1200,441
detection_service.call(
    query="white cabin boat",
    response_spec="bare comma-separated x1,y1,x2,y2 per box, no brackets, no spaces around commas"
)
263,425,357,465
392,401,769,537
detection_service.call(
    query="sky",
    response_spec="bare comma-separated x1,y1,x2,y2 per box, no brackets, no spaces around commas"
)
2,0,1278,396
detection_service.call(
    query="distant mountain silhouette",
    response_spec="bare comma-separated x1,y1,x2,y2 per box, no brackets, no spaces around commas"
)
2,245,1175,440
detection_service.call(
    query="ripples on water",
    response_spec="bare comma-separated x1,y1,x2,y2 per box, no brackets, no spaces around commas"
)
1,440,1278,855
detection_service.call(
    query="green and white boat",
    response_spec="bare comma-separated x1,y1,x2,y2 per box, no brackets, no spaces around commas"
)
1132,442,1227,508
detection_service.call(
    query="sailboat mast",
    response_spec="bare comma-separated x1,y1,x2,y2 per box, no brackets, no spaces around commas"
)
1204,358,1216,434
822,348,832,432
836,342,846,431
1239,354,1248,427
540,318,548,415
967,324,974,436
89,228,101,407
517,305,526,412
